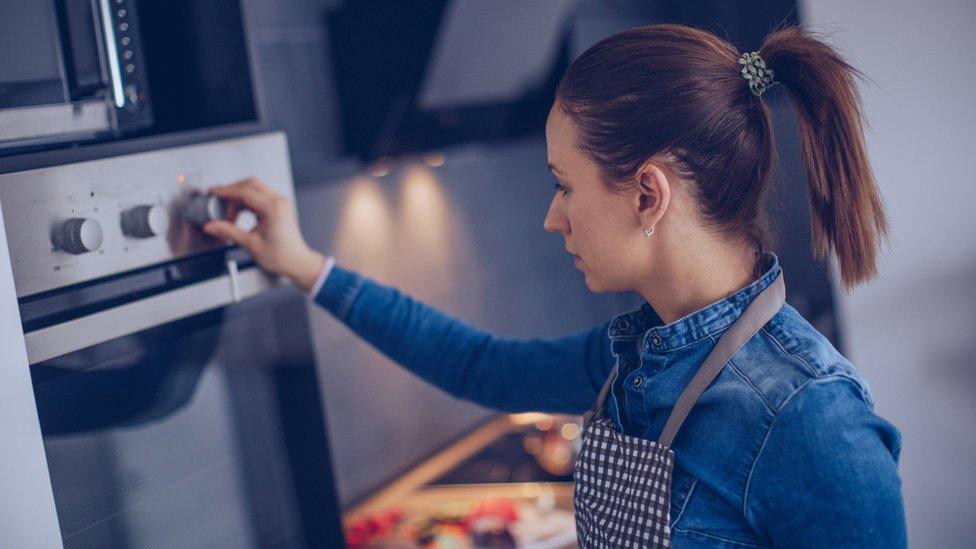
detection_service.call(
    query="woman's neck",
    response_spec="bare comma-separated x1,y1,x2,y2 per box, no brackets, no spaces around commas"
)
637,242,758,326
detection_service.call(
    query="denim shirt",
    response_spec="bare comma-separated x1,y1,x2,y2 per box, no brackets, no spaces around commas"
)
313,253,907,547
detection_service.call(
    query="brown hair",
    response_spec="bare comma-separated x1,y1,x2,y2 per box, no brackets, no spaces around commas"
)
555,24,888,288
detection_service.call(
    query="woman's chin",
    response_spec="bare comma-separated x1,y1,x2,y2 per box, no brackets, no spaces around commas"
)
582,273,605,293
582,272,629,294
577,261,611,293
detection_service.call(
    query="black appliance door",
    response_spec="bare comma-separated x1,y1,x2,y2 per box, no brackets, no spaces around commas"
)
29,284,345,548
0,2,69,109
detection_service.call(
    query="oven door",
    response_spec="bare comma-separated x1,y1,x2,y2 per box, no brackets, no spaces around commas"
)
22,258,345,548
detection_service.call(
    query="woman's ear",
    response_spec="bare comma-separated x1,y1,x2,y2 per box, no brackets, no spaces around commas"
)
635,162,671,230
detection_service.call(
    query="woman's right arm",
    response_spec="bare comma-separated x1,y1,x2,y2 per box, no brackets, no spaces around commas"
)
313,260,614,414
201,178,616,415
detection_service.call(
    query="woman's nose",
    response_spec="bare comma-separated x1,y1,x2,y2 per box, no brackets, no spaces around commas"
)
543,197,567,234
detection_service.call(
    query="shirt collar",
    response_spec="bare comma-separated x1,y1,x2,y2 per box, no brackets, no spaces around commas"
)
607,252,782,352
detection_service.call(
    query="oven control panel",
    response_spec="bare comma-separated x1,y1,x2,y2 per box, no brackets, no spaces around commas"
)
0,132,294,298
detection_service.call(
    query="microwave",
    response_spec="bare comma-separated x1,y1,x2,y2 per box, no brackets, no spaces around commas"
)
0,0,154,151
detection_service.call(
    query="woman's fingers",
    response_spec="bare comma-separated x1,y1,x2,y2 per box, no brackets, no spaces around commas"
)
209,178,279,219
202,219,254,248
203,177,310,280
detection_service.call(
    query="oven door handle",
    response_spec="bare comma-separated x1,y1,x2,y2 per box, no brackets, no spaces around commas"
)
23,264,282,365
96,0,126,108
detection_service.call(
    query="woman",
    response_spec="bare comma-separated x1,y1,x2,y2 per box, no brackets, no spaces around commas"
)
203,24,906,548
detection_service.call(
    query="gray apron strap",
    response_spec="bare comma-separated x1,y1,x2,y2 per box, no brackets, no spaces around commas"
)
584,363,618,426
659,272,785,447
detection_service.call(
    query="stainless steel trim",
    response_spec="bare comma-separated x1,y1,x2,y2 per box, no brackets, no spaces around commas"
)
23,267,281,365
0,101,111,144
97,0,125,109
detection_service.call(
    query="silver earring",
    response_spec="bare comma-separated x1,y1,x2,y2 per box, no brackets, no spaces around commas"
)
643,226,655,237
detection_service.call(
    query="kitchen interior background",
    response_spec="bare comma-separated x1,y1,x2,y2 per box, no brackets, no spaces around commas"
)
241,0,973,546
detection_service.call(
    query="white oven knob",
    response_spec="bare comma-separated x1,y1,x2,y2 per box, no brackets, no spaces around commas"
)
60,218,103,254
183,192,226,227
121,204,169,238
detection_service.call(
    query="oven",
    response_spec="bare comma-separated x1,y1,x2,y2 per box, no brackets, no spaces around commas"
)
0,133,346,547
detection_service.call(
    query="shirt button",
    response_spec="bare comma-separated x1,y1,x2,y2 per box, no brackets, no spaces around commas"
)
651,334,663,347
617,319,630,331
632,375,644,389
622,359,634,372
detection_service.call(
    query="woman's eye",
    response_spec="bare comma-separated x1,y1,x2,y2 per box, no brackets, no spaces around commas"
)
553,182,569,196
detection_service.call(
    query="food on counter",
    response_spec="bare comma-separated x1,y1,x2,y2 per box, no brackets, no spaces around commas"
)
345,496,574,548
346,508,410,548
467,499,518,548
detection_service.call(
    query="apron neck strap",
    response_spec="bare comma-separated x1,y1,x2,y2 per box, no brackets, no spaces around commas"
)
585,363,618,425
584,273,786,434
658,272,785,447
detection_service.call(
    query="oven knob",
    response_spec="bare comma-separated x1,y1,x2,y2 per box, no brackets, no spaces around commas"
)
60,218,103,254
183,192,226,226
121,204,169,238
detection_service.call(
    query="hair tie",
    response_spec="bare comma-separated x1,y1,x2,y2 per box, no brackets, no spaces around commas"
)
738,52,777,97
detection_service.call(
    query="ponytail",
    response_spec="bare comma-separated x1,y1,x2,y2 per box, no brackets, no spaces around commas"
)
760,27,889,288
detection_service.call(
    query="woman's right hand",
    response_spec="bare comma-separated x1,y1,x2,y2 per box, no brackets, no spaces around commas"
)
202,178,326,292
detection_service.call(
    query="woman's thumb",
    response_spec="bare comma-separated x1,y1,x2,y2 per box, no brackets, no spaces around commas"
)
202,220,252,248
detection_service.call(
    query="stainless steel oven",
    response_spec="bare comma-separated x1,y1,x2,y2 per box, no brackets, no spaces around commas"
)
0,133,346,547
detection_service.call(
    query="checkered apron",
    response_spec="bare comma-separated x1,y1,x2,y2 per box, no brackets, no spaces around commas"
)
574,273,785,548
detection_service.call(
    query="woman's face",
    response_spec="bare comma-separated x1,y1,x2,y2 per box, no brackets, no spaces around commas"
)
544,103,646,293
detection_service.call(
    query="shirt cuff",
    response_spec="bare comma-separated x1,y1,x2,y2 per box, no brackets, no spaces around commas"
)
312,263,366,320
307,255,336,298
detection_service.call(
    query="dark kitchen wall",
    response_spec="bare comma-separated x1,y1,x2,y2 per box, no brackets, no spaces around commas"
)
241,0,344,185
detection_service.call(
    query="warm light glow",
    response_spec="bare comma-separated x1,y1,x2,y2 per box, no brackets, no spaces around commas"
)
329,160,481,322
560,423,580,440
368,165,390,178
509,412,551,426
176,174,186,184
423,151,446,167
519,483,543,498
368,157,393,178
333,176,396,279
534,417,554,432
399,165,452,274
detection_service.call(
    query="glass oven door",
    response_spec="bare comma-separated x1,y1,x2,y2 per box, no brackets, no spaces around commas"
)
24,265,345,548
